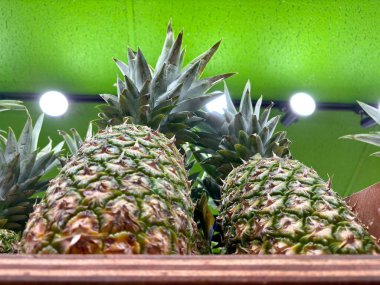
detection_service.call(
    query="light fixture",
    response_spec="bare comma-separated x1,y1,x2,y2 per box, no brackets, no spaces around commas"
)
360,116,376,128
206,94,227,114
280,110,299,126
289,92,316,116
357,103,380,128
280,92,316,126
39,91,69,117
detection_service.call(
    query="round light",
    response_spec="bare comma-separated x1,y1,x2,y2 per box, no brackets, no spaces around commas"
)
39,91,69,117
289,92,316,116
206,94,227,114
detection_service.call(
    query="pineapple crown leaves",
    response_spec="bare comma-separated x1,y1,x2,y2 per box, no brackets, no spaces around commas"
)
95,20,235,145
341,101,380,157
0,100,26,113
0,114,63,230
194,193,216,246
0,101,26,143
58,122,94,156
193,80,291,180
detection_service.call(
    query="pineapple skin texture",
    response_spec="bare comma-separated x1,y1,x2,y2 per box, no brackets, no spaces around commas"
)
20,124,197,254
221,157,379,255
0,229,19,253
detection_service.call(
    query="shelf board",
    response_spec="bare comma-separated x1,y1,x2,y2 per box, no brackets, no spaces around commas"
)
0,255,379,284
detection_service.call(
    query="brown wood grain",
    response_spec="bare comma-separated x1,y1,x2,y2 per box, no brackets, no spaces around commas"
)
0,255,379,285
345,181,380,241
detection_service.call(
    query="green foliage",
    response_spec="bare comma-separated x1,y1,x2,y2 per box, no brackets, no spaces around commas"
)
0,113,63,231
0,100,25,113
341,101,380,157
193,81,290,181
95,21,234,145
58,122,94,155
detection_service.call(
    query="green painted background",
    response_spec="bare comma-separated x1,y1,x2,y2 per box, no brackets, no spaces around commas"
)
0,0,380,196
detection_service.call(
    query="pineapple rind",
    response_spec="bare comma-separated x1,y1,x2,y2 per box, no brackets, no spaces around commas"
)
0,229,19,253
221,157,379,254
21,124,196,254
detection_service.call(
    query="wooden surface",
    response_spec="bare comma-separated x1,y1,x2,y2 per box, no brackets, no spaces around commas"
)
345,181,380,240
0,255,380,284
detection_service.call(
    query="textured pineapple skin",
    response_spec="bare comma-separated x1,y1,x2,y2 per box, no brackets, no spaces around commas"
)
20,124,197,254
0,229,19,253
221,157,379,255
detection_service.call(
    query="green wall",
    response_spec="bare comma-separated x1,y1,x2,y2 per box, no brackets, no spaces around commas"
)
1,0,380,196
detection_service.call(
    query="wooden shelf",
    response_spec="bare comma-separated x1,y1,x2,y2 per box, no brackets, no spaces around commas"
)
0,255,380,284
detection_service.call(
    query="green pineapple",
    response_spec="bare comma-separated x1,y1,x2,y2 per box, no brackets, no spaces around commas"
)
193,81,379,254
20,22,232,254
0,111,63,253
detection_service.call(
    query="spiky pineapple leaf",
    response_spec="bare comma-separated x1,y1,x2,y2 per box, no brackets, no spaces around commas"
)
0,131,6,145
187,73,235,98
135,49,152,90
186,40,221,75
85,122,94,140
18,117,33,162
224,82,237,115
113,58,129,77
18,151,38,184
5,129,18,163
59,123,94,155
58,130,78,155
196,193,215,243
155,20,174,71
358,101,380,125
0,100,25,113
341,101,380,157
239,82,253,120
253,95,263,119
31,114,44,152
341,133,380,147
172,91,224,113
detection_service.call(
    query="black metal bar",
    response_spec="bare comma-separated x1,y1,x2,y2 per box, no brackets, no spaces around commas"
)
233,99,363,113
0,92,369,113
2,91,376,127
0,92,101,103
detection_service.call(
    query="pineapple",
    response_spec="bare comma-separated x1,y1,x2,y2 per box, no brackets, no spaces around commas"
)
0,112,63,253
193,81,379,254
20,22,232,254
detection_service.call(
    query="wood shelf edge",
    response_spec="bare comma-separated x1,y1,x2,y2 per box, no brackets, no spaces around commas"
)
0,255,379,284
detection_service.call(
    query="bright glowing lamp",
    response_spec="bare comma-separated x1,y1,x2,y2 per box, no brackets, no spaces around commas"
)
289,92,316,116
39,91,69,117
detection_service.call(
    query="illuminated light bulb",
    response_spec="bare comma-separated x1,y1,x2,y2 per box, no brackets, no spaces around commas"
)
206,94,227,114
289,92,316,116
39,91,69,117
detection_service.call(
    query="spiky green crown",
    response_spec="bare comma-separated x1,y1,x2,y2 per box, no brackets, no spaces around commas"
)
95,21,234,144
341,101,380,156
0,114,63,231
193,80,291,180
